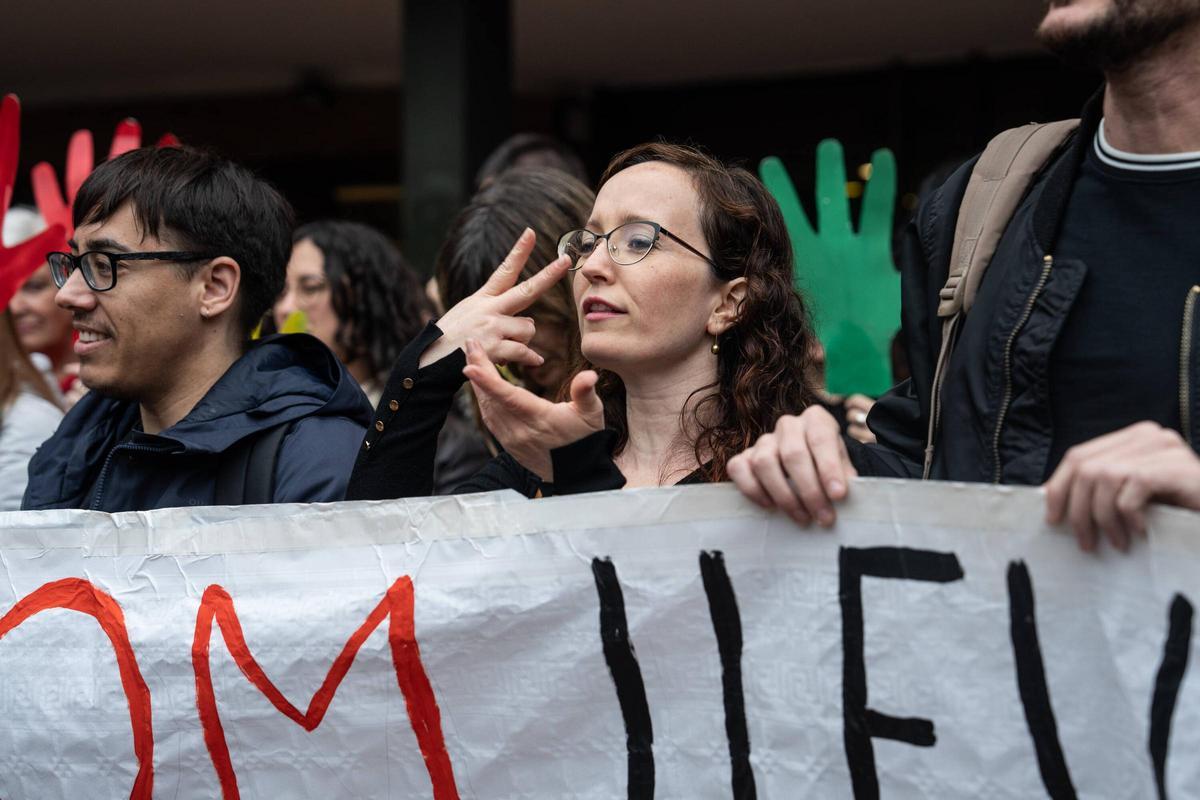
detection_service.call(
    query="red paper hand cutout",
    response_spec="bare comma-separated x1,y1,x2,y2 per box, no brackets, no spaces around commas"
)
30,116,181,248
0,94,67,310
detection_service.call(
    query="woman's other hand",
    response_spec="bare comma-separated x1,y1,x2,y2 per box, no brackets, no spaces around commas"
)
462,339,604,481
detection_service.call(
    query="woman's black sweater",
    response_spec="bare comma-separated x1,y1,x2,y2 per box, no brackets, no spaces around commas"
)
346,322,706,500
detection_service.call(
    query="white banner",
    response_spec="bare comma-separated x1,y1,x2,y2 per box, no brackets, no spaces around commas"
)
0,480,1196,799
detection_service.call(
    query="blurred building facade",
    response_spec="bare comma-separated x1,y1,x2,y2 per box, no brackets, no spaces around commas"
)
5,1,1100,271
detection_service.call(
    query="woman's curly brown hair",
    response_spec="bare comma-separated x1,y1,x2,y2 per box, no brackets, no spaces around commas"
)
576,142,820,482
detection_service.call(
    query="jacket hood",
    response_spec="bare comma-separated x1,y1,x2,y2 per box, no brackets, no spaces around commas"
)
156,333,372,454
23,334,373,509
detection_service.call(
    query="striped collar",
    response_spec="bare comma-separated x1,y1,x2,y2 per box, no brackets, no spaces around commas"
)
1095,119,1200,172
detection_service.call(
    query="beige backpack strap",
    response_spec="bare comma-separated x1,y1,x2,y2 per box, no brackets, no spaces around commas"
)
922,119,1079,479
938,119,1079,319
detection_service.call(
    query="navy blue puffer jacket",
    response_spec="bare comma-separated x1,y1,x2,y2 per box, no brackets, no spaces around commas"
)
22,334,372,512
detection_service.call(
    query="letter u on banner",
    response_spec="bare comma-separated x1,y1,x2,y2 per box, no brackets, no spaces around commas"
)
192,577,459,800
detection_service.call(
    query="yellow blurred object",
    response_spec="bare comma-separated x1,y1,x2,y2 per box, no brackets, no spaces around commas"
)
252,310,309,339
857,163,874,181
496,364,521,386
845,181,864,199
280,310,309,334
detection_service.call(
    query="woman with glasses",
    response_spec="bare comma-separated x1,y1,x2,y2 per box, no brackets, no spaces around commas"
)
347,142,822,500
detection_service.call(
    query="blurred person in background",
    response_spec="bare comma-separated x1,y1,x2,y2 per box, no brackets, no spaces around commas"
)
437,167,593,398
475,132,588,189
3,207,80,400
347,142,820,500
275,220,433,404
275,220,489,492
0,309,62,510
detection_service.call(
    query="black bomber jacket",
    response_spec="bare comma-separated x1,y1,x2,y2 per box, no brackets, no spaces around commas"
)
856,90,1200,485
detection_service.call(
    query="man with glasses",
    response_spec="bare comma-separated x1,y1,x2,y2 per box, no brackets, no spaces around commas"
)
22,146,372,512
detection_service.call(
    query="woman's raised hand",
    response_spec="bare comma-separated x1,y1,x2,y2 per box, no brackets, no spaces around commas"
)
462,339,604,481
418,228,571,369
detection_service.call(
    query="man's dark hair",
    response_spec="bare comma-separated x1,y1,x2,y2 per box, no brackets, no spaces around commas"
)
73,146,294,339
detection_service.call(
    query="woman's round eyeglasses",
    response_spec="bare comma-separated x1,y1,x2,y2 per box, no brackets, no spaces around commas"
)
557,221,716,271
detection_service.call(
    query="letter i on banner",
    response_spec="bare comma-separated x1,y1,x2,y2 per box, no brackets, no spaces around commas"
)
1007,562,1077,800
592,557,655,800
1150,595,1194,800
700,551,757,800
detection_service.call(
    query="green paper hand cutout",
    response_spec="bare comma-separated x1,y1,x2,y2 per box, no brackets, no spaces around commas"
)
760,140,900,397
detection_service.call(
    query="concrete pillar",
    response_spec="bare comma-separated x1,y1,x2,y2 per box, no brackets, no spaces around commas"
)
401,0,511,273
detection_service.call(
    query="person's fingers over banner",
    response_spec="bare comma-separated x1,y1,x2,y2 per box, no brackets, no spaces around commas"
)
738,432,812,527
1044,421,1200,552
728,406,855,528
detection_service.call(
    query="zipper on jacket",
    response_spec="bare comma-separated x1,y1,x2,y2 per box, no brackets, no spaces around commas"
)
991,254,1055,484
1181,285,1200,446
88,442,163,511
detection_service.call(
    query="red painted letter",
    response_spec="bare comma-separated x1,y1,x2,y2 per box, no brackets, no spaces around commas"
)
193,577,458,799
0,578,154,798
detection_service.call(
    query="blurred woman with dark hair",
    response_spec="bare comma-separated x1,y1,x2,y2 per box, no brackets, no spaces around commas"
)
437,166,593,397
274,220,489,491
348,142,822,499
0,309,62,509
275,220,434,405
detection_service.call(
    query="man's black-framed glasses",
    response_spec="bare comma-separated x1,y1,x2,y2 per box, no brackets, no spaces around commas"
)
47,251,219,292
557,221,717,272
